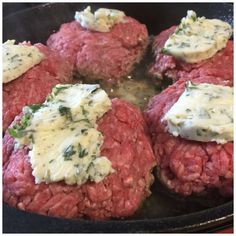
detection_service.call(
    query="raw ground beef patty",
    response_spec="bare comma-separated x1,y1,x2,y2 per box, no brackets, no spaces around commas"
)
144,76,233,197
47,17,148,83
3,99,156,220
149,26,233,83
3,43,73,131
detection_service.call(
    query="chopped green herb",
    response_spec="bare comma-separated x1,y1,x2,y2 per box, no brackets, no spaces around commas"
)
74,118,90,123
191,15,197,21
224,110,233,122
49,159,55,163
79,149,88,158
175,27,182,35
63,145,76,161
46,93,53,102
199,109,211,119
185,81,198,91
90,87,100,94
81,129,88,134
53,86,70,96
28,104,44,113
8,113,32,138
161,47,170,55
208,108,215,114
58,105,73,121
211,131,220,137
21,113,31,128
196,129,202,136
78,143,88,158
10,54,19,62
208,95,220,101
28,134,35,144
176,121,184,127
8,128,22,138
178,42,191,48
81,105,88,116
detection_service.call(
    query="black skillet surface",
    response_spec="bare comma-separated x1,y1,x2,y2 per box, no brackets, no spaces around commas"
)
3,2,233,233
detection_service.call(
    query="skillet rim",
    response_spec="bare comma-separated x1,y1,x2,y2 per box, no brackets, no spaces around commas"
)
2,2,233,233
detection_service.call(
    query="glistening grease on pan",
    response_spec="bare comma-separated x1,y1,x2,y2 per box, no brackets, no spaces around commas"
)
3,3,233,233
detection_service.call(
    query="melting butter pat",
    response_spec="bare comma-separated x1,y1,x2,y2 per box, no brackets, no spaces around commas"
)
3,40,44,83
163,10,232,63
75,6,125,32
163,81,233,144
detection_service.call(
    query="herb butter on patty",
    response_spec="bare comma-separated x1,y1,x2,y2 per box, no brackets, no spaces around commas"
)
8,84,113,185
75,6,126,32
162,10,232,63
3,40,44,83
163,81,233,144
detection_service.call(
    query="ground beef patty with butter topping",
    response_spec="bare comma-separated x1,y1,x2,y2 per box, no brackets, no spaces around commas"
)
3,98,155,220
149,26,233,83
3,43,73,131
144,76,233,197
47,17,148,83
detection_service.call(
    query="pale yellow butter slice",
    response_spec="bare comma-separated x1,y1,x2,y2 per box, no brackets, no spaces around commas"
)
16,84,113,185
163,10,232,63
163,82,233,144
3,40,44,83
74,6,126,32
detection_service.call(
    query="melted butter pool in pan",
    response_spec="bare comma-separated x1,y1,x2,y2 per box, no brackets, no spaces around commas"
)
75,41,171,110
104,75,157,110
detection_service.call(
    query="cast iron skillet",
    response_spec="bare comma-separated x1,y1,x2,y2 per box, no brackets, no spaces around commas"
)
3,3,233,233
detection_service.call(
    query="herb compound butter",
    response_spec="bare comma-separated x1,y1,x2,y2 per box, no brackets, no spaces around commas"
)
163,81,233,144
8,84,113,185
3,40,44,83
74,6,126,32
162,10,232,63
